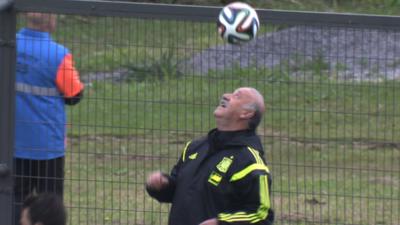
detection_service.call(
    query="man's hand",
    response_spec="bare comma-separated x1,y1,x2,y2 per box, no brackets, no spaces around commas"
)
199,218,218,225
146,171,169,191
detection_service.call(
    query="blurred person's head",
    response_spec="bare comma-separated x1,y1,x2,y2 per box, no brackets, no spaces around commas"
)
26,13,57,32
214,87,265,131
20,193,66,225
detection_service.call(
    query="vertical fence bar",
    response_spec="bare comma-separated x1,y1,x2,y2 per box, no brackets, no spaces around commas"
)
0,3,16,225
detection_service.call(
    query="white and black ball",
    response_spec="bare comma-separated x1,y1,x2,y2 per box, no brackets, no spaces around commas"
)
217,2,260,44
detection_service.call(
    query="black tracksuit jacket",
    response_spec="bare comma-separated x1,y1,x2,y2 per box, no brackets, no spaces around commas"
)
147,129,274,225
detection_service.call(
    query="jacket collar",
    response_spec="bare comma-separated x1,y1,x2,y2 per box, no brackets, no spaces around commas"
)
207,128,264,155
19,28,51,40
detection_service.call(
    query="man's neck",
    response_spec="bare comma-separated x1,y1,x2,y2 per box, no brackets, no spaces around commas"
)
216,125,248,131
27,25,51,33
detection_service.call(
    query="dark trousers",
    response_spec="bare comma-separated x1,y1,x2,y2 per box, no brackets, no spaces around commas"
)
13,157,64,225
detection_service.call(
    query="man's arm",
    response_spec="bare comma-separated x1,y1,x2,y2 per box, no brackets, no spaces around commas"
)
145,170,178,203
64,91,83,105
55,53,84,105
217,163,274,225
146,141,191,203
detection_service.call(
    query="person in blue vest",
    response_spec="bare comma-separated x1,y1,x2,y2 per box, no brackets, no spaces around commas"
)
14,12,84,225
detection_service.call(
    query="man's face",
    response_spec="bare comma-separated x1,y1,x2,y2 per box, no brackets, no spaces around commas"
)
47,14,57,32
214,88,254,123
20,208,32,225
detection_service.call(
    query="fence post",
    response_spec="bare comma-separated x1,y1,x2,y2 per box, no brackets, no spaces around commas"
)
0,2,16,225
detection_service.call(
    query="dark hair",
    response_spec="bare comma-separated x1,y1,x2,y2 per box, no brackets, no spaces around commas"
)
23,193,66,225
246,103,262,131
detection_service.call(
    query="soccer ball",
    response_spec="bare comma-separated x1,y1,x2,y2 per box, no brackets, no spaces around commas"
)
217,2,260,45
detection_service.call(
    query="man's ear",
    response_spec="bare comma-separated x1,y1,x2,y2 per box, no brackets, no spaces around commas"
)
239,109,255,120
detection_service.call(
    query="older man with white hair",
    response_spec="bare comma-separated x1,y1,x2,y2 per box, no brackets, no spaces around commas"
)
146,87,274,225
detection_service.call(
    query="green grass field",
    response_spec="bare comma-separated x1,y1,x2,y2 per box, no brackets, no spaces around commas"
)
64,74,400,225
64,133,400,225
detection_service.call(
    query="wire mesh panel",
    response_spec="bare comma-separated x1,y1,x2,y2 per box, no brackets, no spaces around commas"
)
10,2,400,225
56,15,229,225
257,24,400,225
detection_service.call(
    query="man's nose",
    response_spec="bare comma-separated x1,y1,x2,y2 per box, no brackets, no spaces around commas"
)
223,93,231,100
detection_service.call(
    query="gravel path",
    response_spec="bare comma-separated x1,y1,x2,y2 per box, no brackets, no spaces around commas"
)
183,25,400,81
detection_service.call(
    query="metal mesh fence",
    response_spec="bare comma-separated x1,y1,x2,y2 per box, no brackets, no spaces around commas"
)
5,1,400,225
